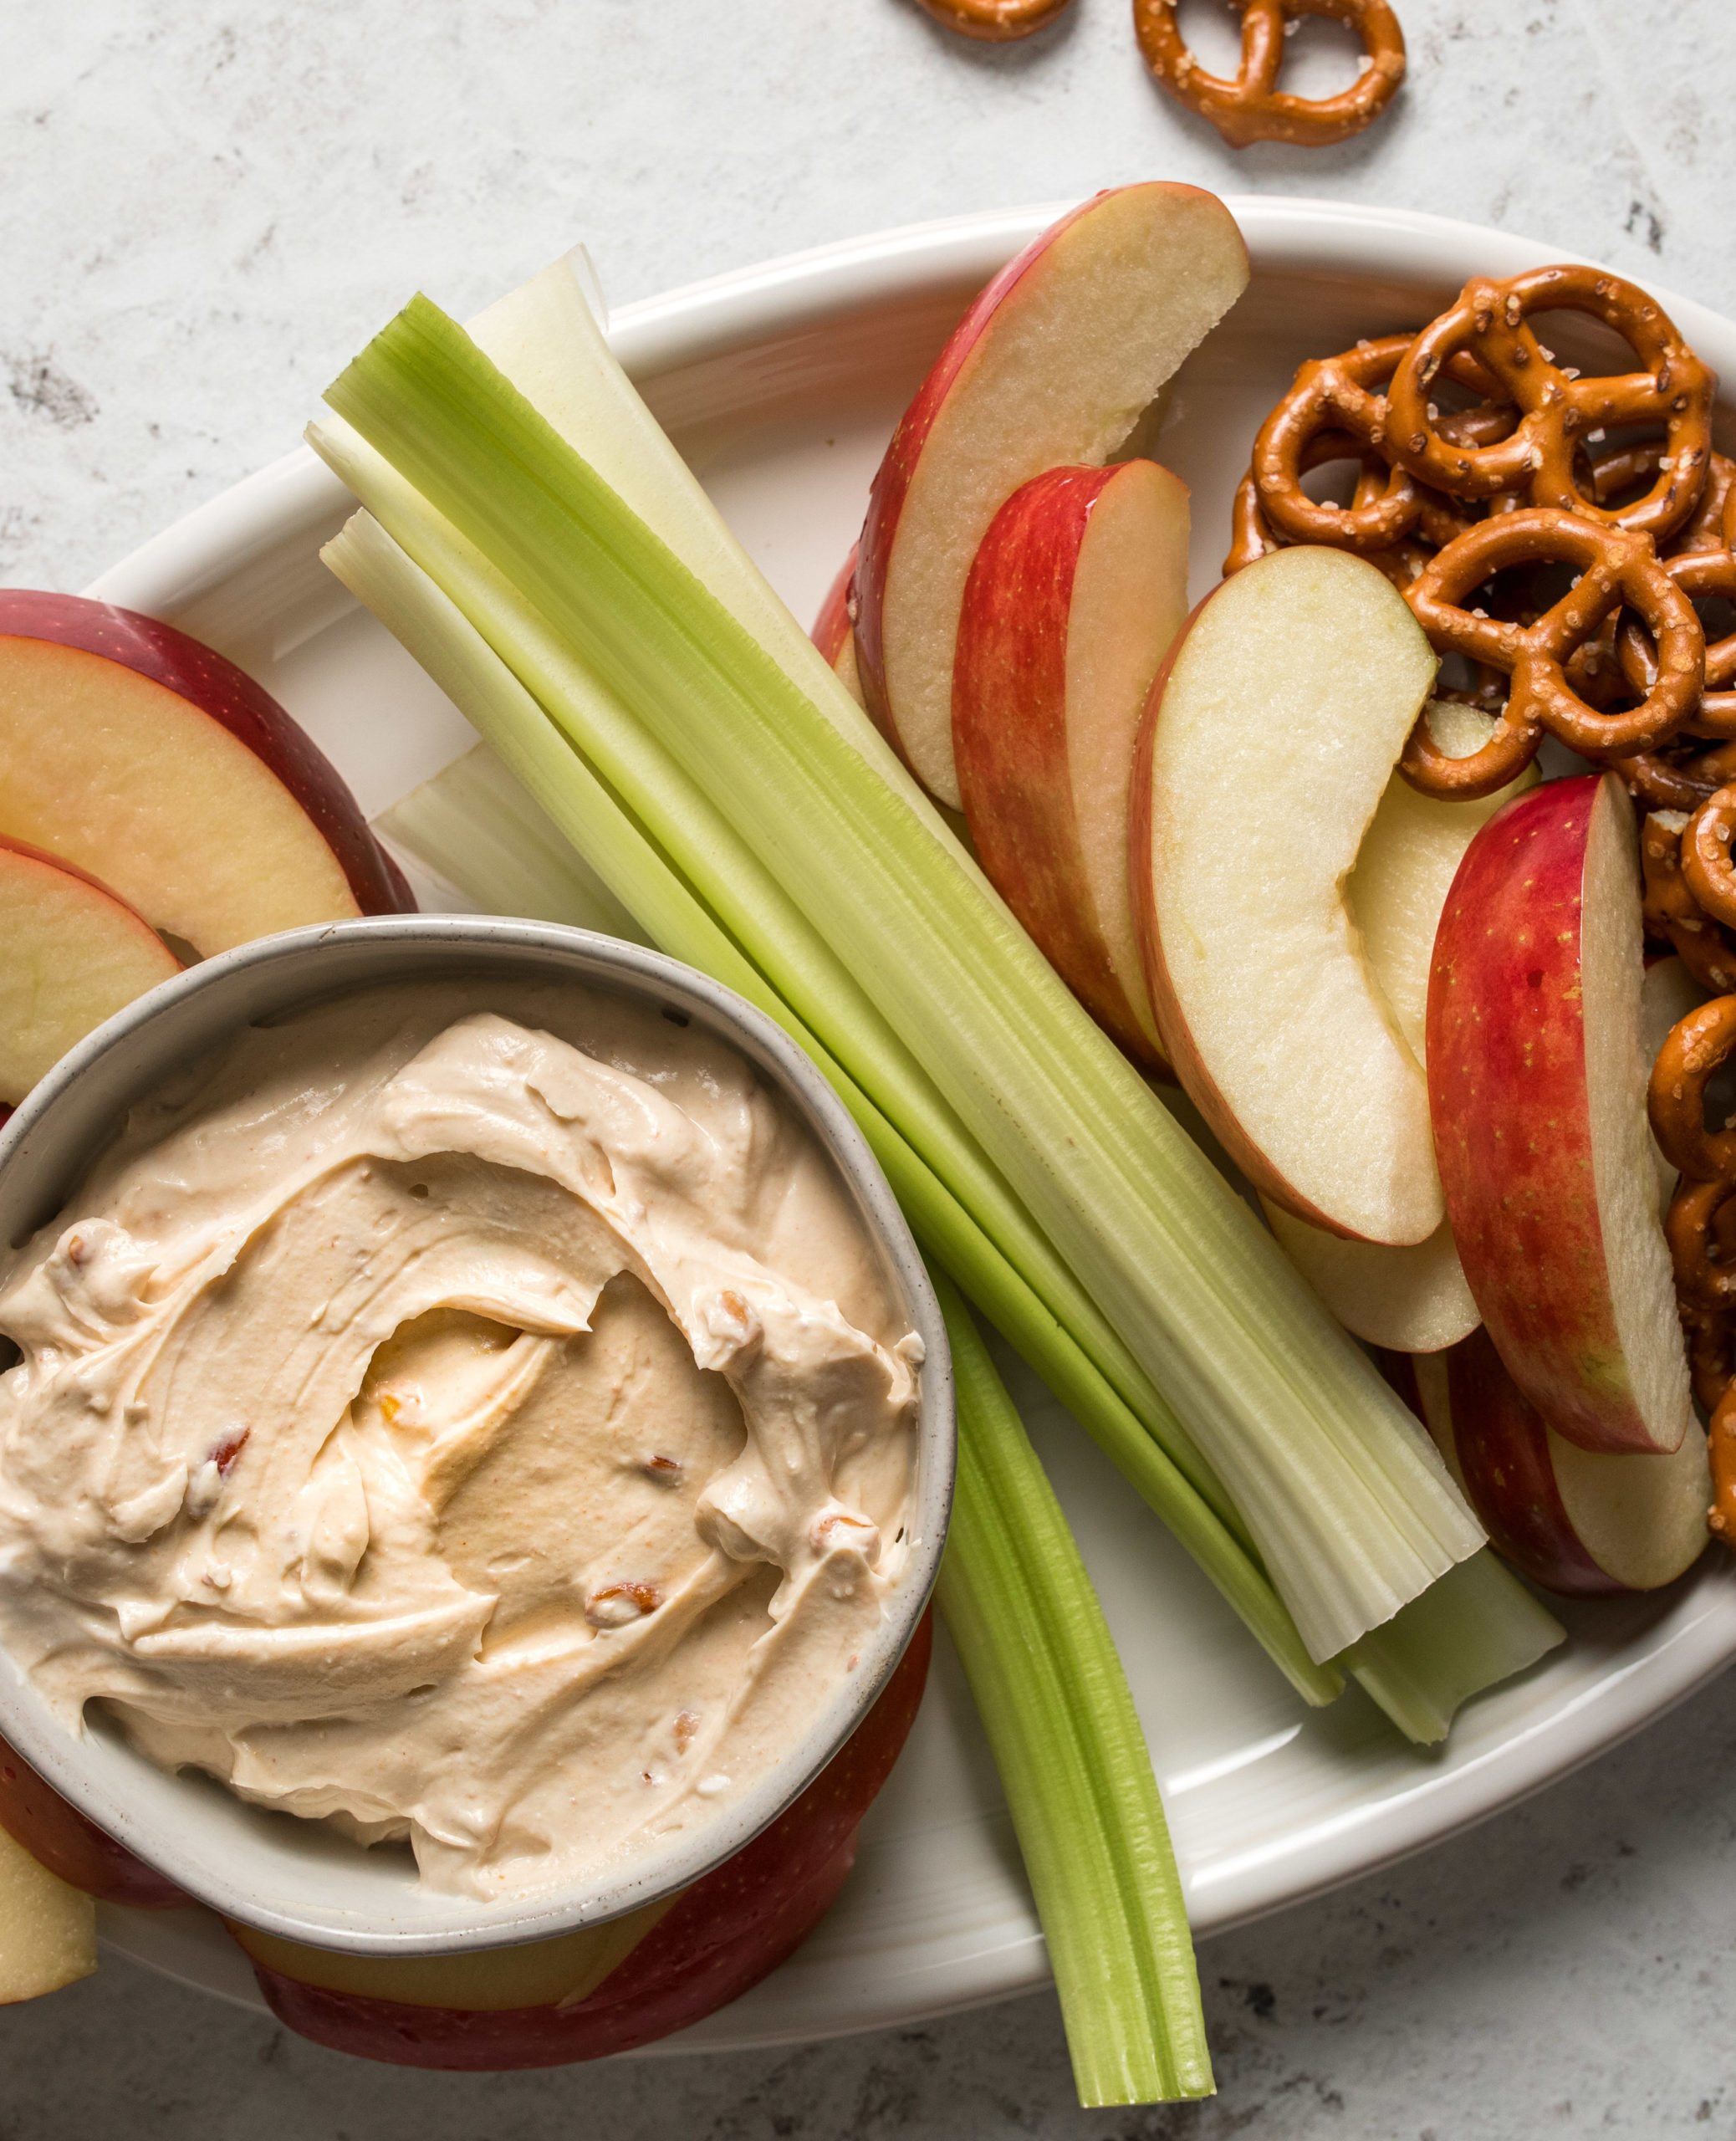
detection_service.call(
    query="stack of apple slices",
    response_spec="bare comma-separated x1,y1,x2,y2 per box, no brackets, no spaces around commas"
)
1421,773,1709,1591
0,590,412,1110
851,226,1712,1604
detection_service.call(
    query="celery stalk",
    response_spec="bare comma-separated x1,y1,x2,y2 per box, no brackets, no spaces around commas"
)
319,297,1485,1661
467,255,957,841
1343,1551,1564,1744
934,1271,1213,2108
327,508,1335,1707
379,740,650,946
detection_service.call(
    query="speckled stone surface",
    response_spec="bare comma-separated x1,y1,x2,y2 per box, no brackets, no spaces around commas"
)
6,2,1736,2133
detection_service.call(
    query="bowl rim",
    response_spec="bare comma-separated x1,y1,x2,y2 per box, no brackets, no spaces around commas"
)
0,913,953,1956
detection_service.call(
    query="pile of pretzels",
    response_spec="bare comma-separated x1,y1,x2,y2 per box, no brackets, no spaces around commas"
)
1230,263,1736,1541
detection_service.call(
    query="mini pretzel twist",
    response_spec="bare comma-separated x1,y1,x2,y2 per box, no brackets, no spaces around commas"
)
1386,268,1716,543
1712,1383,1736,1543
1649,999,1736,1536
1616,738,1736,815
1132,0,1406,149
1662,1177,1736,1416
916,0,1075,34
1682,783,1736,929
1640,810,1736,994
1616,549,1736,738
1667,450,1736,556
1248,336,1499,556
1226,417,1441,585
1398,508,1704,800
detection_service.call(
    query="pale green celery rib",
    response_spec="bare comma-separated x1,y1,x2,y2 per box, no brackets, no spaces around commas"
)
934,1271,1213,2109
321,298,1486,1661
378,740,651,946
1342,1551,1565,1745
326,508,1335,1709
311,415,1241,1552
466,254,967,854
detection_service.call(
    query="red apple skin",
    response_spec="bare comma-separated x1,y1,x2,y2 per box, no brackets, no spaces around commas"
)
243,1611,933,2070
0,591,414,917
1428,774,1670,1454
0,1738,190,1909
1374,1346,1426,1426
1439,1330,1625,1597
953,463,1172,1070
811,545,859,668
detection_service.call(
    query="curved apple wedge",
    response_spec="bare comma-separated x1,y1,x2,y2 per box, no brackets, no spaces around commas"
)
0,1823,95,2006
1259,700,1539,1346
1429,774,1693,1457
1413,1330,1709,1596
0,838,182,1105
1132,544,1441,1245
810,546,867,709
953,460,1189,1068
854,182,1248,806
1261,1201,1477,1354
0,590,413,957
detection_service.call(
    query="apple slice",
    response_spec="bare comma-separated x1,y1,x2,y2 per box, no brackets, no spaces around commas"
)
1412,1331,1708,1596
0,591,413,957
854,184,1248,807
0,1822,96,2005
1347,698,1541,1066
0,839,182,1104
1132,544,1440,1244
1430,773,1693,1456
0,1737,188,1909
1261,1200,1476,1353
229,1614,931,2068
811,546,867,710
952,460,1188,1067
1259,702,1539,1345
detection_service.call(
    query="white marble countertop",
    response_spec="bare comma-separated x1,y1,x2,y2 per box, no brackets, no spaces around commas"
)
5,2,1736,2133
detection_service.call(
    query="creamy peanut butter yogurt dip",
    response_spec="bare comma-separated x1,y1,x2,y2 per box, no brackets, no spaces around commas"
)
0,980,922,1899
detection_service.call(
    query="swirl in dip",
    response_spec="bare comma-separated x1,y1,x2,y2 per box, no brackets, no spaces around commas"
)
0,981,922,1899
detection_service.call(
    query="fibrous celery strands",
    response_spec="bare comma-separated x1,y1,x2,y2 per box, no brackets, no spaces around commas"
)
935,1272,1212,2108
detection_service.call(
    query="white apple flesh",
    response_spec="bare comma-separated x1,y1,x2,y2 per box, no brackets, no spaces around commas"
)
0,591,413,957
854,183,1248,807
1261,701,1538,1347
1131,544,1441,1244
0,1822,96,2005
1262,1200,1477,1354
952,459,1188,1066
1429,773,1694,1457
0,839,182,1104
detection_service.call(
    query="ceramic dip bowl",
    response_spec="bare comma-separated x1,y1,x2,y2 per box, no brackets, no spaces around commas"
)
0,916,952,1955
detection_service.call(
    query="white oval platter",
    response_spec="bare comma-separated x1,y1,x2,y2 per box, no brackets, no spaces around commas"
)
78,197,1736,2053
